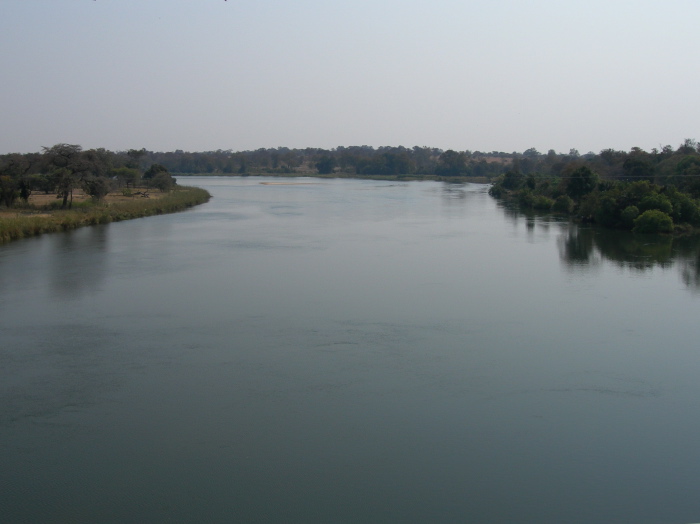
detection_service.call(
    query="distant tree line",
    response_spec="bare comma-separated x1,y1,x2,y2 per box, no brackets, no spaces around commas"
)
130,145,516,178
489,139,700,234
0,144,177,209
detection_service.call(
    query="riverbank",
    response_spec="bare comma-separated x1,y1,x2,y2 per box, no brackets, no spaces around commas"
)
0,186,211,244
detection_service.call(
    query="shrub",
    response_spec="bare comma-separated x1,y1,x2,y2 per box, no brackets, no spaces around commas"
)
501,170,525,190
518,189,535,207
533,195,554,210
594,194,621,227
552,195,574,213
620,205,640,229
633,209,674,234
638,194,673,215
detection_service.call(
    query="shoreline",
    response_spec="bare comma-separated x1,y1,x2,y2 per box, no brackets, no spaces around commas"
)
0,186,211,245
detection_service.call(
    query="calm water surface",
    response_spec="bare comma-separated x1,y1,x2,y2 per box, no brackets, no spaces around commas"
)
1,177,700,523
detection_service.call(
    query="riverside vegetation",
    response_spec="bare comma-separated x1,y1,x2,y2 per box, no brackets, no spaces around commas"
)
3,139,700,239
0,186,210,244
0,143,210,244
488,140,700,234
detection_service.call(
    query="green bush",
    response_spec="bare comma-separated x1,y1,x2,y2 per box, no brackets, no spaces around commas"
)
620,205,640,229
518,189,535,207
638,194,673,215
552,195,574,213
633,209,674,234
533,195,554,210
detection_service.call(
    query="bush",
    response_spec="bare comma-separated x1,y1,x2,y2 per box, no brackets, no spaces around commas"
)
552,195,574,213
518,189,535,207
638,194,673,215
633,209,674,234
533,195,554,210
594,194,621,227
620,205,639,229
150,172,175,192
501,170,524,190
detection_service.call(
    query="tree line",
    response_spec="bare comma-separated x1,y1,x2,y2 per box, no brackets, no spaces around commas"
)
488,139,700,234
0,144,177,209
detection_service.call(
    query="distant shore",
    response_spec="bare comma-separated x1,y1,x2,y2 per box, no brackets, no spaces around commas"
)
176,172,492,184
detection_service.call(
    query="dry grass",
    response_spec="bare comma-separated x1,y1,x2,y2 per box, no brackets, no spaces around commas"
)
0,186,210,245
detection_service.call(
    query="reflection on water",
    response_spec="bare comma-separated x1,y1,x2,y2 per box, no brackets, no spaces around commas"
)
557,226,700,291
499,202,700,291
49,226,110,298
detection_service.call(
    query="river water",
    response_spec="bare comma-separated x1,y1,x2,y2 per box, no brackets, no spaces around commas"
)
1,177,700,523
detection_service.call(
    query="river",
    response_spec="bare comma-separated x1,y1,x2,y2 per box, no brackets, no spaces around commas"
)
1,176,699,523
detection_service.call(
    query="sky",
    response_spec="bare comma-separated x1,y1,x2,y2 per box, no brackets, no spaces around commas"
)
1,0,699,155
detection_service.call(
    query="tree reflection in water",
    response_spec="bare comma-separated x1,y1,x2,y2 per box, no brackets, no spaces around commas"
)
558,224,700,291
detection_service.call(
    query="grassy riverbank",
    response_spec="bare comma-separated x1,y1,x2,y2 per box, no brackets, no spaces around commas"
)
0,186,211,245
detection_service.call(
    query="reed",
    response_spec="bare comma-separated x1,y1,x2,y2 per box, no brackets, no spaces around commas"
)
0,187,210,245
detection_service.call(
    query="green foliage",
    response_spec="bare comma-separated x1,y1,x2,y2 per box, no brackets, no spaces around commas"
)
315,156,336,174
82,176,112,201
112,167,141,188
638,194,672,215
577,191,600,221
533,195,554,210
633,209,674,234
518,189,535,207
435,150,468,177
565,165,599,200
594,193,621,227
150,172,175,192
552,195,574,213
526,174,536,189
621,180,654,202
0,175,19,207
620,206,640,228
500,170,524,190
622,156,654,181
143,163,169,180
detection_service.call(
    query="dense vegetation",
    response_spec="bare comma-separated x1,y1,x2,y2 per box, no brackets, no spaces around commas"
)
488,139,700,234
0,144,180,210
0,143,210,244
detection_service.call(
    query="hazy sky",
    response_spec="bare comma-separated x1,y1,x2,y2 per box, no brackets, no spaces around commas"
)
1,1,698,154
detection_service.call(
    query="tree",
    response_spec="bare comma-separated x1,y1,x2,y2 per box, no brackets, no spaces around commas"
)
151,172,175,192
82,176,112,201
41,143,110,207
436,150,467,177
315,156,335,174
0,176,19,208
51,168,78,208
565,165,599,201
622,156,654,182
42,144,84,208
144,163,169,179
112,167,141,188
633,209,674,233
126,148,147,170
